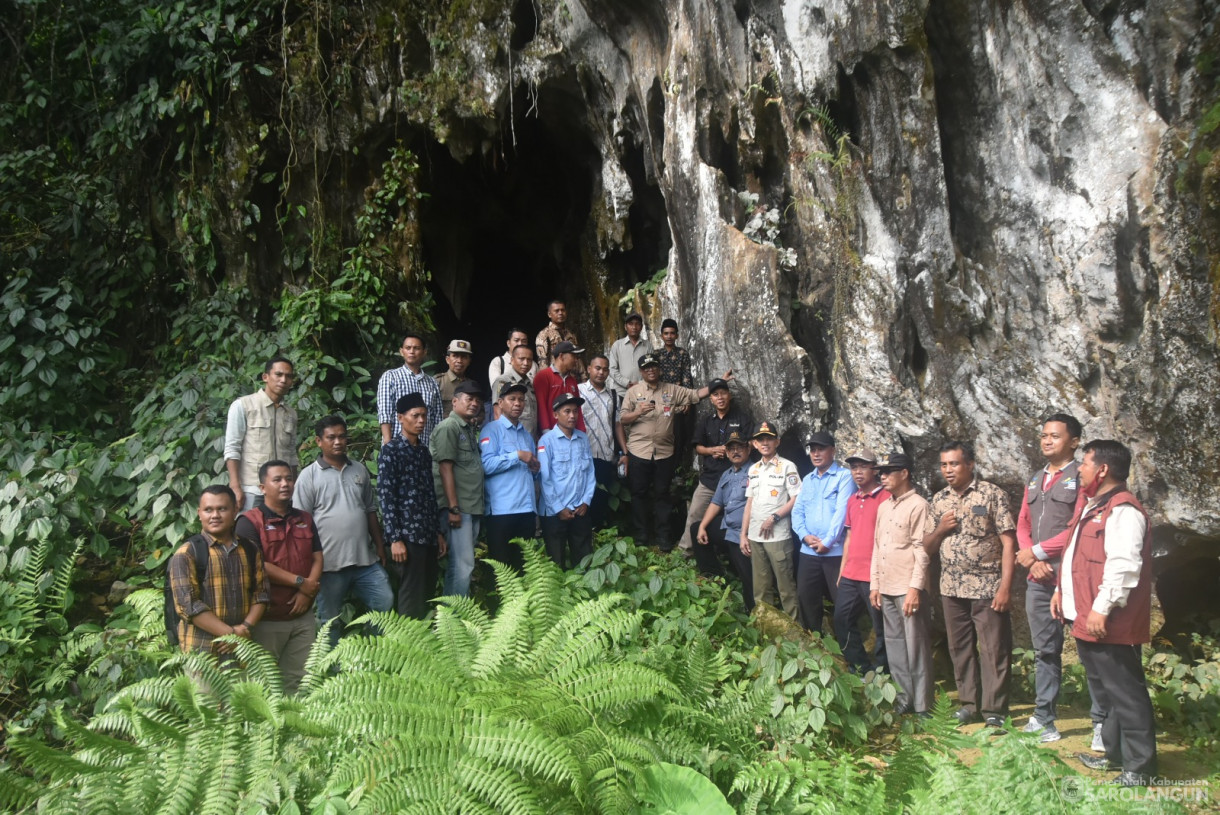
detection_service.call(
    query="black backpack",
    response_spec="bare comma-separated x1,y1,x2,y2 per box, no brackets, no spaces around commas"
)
163,533,260,646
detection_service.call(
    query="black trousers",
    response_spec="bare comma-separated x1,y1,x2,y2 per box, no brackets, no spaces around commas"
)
689,521,754,612
1076,639,1158,776
627,453,677,548
541,513,594,569
590,458,617,529
834,576,887,673
797,554,841,634
388,543,440,619
483,512,535,573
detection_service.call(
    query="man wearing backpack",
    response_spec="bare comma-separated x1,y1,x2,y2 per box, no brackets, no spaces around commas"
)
168,485,270,657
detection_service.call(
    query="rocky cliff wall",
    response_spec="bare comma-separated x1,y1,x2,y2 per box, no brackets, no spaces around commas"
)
197,0,1219,548
475,0,1218,546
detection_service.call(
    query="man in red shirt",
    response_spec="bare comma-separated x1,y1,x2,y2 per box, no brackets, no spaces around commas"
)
532,341,586,434
834,449,890,675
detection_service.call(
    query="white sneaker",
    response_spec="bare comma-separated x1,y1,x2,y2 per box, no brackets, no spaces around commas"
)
1091,722,1104,752
1021,717,1062,742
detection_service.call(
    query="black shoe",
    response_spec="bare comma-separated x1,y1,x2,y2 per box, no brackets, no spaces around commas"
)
953,707,978,726
984,715,1005,728
892,702,912,716
916,711,933,720
658,544,675,553
1111,771,1149,787
1076,752,1111,771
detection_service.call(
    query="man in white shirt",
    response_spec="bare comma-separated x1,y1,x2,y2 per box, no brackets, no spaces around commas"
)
1052,440,1156,787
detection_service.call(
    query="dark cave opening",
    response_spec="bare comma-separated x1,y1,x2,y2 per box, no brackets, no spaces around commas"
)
412,78,669,380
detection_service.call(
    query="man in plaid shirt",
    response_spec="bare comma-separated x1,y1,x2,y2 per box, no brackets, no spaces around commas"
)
169,485,270,655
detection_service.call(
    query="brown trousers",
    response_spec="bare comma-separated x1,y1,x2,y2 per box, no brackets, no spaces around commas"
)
942,595,1012,716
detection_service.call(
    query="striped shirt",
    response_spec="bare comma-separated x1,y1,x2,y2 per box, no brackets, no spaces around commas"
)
377,365,443,445
578,381,619,461
169,532,270,654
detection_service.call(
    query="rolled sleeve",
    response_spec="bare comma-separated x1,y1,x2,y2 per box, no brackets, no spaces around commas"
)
169,543,211,620
251,549,271,606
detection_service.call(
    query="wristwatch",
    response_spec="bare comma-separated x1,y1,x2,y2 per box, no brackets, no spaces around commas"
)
771,513,780,523
449,506,462,514
295,575,305,587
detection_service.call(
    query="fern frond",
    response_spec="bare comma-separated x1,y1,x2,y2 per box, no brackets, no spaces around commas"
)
461,714,583,790
124,587,170,635
519,539,565,637
295,617,338,697
486,555,527,609
46,536,85,610
55,710,143,760
228,681,280,726
0,767,42,811
531,595,637,677
557,662,678,713
453,758,544,815
470,592,530,678
222,635,284,696
6,736,97,779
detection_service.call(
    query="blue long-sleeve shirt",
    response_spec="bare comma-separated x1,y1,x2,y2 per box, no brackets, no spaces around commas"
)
791,461,857,557
536,427,596,517
479,416,537,515
710,465,750,544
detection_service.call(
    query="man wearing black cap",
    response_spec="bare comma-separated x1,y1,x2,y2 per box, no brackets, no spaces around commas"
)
537,393,597,568
694,429,755,611
479,381,539,574
679,378,752,554
608,312,652,399
834,448,889,675
621,354,732,550
871,453,933,715
533,340,586,435
378,393,447,620
792,431,857,635
430,379,486,597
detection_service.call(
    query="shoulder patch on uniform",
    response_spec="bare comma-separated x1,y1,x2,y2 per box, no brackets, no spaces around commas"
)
787,474,800,487
537,445,546,452
480,437,491,445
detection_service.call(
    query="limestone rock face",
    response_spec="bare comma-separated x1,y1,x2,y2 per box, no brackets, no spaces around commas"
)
468,0,1217,542
231,1,1217,544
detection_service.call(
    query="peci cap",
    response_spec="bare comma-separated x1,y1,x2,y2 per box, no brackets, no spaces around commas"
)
552,340,585,356
453,380,484,398
725,430,749,447
844,448,879,465
446,339,473,356
752,420,779,439
876,452,914,473
807,431,836,449
625,312,644,324
497,381,529,400
552,392,585,411
706,378,731,394
638,352,660,369
395,393,426,414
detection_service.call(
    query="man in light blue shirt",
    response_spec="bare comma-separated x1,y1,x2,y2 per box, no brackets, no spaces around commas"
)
537,393,596,568
479,381,539,573
792,431,857,635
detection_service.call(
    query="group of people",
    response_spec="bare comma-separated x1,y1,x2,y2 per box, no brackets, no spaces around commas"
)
169,303,1159,787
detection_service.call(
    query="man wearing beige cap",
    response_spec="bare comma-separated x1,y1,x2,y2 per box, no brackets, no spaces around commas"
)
834,448,889,675
434,339,475,418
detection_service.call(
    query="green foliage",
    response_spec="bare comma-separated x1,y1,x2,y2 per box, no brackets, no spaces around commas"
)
1011,645,1090,707
1144,629,1220,750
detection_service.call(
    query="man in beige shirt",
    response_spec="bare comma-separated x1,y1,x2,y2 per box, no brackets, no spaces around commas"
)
870,453,933,716
620,353,730,550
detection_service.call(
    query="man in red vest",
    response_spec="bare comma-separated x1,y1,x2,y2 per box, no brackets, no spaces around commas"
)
235,460,323,694
1052,439,1156,786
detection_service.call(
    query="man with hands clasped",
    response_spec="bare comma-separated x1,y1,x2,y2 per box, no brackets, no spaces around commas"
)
235,460,322,694
537,393,597,568
923,441,1017,728
378,394,447,620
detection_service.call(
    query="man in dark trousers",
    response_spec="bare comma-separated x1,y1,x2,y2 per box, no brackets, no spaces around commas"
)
1053,440,1157,787
679,378,751,555
834,448,889,675
1015,413,1089,743
693,430,754,612
378,394,447,619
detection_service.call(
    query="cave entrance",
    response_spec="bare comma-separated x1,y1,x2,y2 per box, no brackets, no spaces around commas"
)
413,78,670,382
